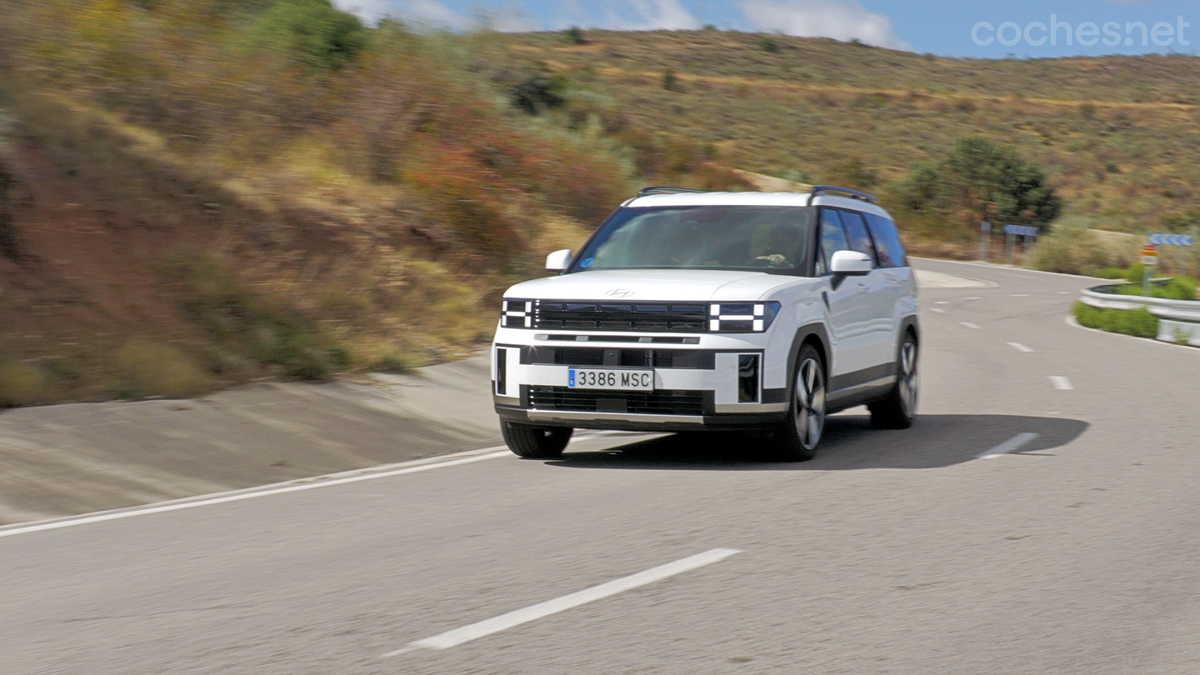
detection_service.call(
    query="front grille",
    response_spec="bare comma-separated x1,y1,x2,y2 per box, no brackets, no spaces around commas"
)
535,302,707,332
522,347,715,370
528,387,706,416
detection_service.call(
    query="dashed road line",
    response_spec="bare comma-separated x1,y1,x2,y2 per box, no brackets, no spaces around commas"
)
978,432,1041,459
1010,293,1031,297
1007,342,1034,353
934,301,950,305
960,322,981,329
382,548,742,658
1049,376,1074,390
931,308,946,314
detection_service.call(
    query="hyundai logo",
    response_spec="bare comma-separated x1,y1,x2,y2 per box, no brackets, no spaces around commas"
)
605,289,634,298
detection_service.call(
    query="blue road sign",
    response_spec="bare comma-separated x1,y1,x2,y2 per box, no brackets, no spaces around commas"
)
1148,234,1194,246
1003,224,1040,237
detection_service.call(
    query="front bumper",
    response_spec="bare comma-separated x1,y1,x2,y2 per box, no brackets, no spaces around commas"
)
491,329,791,431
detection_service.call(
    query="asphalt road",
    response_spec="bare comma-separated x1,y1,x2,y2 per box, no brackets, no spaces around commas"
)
3,258,1199,675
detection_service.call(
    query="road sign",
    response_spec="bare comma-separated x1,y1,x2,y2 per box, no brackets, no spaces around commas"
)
1003,224,1039,237
1141,244,1157,266
1147,234,1194,246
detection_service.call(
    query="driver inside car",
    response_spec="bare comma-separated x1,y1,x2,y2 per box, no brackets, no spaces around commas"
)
751,222,805,267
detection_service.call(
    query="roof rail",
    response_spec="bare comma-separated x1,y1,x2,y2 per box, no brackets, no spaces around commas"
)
807,185,878,206
637,186,709,197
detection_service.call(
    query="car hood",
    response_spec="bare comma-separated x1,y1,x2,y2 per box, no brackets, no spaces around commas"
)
504,269,805,303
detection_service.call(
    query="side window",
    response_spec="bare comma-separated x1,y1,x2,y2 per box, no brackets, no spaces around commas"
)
817,209,850,275
864,213,908,268
838,210,877,264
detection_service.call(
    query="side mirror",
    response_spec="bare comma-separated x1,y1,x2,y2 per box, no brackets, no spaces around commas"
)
830,250,872,276
545,249,572,272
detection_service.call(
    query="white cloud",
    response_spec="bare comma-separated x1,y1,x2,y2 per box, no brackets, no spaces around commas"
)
333,0,466,28
739,0,910,50
584,0,701,31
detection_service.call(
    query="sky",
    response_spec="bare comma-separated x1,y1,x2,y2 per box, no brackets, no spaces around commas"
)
332,0,1200,59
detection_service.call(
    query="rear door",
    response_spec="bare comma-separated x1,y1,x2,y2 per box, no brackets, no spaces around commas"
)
837,209,895,370
864,211,916,348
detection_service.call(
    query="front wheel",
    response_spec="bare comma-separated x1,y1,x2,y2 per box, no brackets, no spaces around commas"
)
768,344,826,462
501,421,573,459
869,332,918,429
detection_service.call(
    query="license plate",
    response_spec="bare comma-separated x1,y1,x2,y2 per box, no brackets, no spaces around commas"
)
568,369,654,391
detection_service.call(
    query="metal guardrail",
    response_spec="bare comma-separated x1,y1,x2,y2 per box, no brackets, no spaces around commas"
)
1079,283,1200,323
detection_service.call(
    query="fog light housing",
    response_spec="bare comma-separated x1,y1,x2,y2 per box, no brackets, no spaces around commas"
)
738,354,760,403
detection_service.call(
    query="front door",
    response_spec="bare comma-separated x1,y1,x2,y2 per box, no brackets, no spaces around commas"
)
817,209,874,381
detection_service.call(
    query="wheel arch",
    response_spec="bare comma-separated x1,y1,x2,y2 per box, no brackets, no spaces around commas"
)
898,314,920,347
787,322,831,384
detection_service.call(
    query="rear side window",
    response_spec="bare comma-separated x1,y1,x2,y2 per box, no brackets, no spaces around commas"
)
817,209,850,275
864,213,908,268
837,210,877,263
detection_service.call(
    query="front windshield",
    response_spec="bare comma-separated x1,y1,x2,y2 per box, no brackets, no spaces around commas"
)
569,206,814,275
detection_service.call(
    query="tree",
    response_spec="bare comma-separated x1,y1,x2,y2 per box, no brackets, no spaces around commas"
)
893,136,1060,235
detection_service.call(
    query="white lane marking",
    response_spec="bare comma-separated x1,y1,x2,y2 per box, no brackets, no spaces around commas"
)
931,308,946,314
960,322,981,329
1049,376,1074,390
382,548,742,658
978,432,1040,459
934,301,950,305
1007,342,1034,353
1010,293,1031,297
1057,291,1071,295
0,447,511,540
964,296,982,301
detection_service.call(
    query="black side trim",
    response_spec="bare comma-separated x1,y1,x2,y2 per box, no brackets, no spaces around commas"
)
762,388,787,404
828,362,894,392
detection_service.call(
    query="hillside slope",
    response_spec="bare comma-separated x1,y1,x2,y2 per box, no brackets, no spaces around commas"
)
2,6,1199,405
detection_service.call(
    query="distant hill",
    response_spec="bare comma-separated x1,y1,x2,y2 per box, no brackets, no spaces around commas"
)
489,29,1200,236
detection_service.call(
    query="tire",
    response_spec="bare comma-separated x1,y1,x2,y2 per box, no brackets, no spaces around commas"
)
768,344,826,462
501,421,573,459
869,331,918,430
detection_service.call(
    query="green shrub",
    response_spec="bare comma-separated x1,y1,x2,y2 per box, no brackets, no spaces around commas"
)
1026,223,1110,275
115,340,214,399
564,26,586,45
0,361,55,407
0,161,18,261
758,36,780,53
1111,275,1197,300
512,71,567,114
248,0,367,72
1073,302,1159,338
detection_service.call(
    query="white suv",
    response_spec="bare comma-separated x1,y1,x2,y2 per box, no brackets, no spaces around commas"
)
491,186,919,461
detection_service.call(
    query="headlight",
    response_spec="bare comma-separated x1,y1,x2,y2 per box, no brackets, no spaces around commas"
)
501,299,533,328
708,302,781,333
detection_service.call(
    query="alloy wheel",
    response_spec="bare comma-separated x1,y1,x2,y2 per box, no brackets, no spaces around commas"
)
898,339,919,417
794,356,826,451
